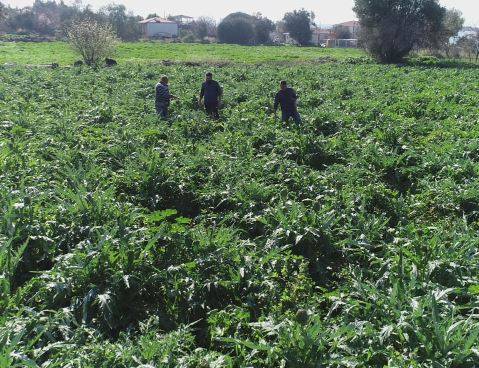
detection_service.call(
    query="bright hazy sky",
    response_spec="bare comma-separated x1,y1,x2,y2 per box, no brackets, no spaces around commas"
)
4,0,479,26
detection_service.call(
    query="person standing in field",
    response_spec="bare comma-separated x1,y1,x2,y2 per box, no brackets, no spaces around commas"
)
155,75,177,120
274,80,301,124
199,72,223,119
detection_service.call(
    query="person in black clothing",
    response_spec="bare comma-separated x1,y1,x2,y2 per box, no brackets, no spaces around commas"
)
274,80,301,124
199,72,222,119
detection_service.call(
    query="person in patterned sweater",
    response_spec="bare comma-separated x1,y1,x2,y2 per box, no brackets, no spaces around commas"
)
155,75,177,119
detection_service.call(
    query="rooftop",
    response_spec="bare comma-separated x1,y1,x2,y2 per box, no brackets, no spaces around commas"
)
139,17,177,24
337,21,360,27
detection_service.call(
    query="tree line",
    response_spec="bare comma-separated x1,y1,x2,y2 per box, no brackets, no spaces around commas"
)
0,1,316,46
1,0,476,63
0,0,142,40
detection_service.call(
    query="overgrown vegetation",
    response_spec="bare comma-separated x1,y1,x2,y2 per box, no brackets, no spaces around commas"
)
1,53,479,367
67,18,117,66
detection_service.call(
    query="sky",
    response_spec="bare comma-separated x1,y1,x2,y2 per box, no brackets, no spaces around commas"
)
4,0,479,26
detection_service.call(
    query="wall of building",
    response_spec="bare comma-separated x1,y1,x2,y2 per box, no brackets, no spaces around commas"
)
146,23,178,38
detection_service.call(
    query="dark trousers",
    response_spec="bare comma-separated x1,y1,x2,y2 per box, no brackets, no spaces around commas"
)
205,101,220,119
156,103,169,120
282,109,301,124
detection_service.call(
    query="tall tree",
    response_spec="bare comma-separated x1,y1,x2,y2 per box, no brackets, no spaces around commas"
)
354,0,446,63
31,0,60,35
431,8,464,56
283,9,314,46
253,13,275,44
100,4,141,41
191,16,216,39
0,2,5,22
6,8,35,33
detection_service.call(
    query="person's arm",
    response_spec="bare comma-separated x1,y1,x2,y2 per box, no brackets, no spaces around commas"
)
274,92,279,113
291,89,297,101
164,86,177,101
291,89,298,108
199,83,205,103
169,89,178,100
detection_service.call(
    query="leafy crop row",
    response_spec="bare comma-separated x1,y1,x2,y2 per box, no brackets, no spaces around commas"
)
1,60,479,367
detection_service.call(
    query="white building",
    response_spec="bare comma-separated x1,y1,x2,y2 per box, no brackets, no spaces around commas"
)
139,17,179,39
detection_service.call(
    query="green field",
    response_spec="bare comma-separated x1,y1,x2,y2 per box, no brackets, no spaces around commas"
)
1,45,479,367
0,41,365,65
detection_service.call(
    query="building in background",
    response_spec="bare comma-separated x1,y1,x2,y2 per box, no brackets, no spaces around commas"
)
169,15,194,26
282,20,361,48
139,17,179,39
334,21,361,39
311,28,335,46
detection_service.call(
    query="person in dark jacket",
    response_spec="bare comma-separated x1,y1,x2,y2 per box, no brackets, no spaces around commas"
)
199,72,222,119
155,75,177,119
274,80,301,124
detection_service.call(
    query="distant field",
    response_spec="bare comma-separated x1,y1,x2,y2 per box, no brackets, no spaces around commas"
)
0,41,365,65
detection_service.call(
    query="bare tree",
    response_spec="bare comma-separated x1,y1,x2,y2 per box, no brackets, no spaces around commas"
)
100,4,142,41
283,9,315,46
458,32,479,62
67,18,117,65
191,16,216,39
426,8,464,57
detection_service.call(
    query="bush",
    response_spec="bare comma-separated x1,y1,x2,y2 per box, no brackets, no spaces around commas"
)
217,13,255,45
181,32,197,43
67,18,118,66
217,12,275,45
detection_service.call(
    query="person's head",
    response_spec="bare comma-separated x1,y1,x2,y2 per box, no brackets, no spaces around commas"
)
205,72,213,81
160,75,168,85
280,80,287,90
